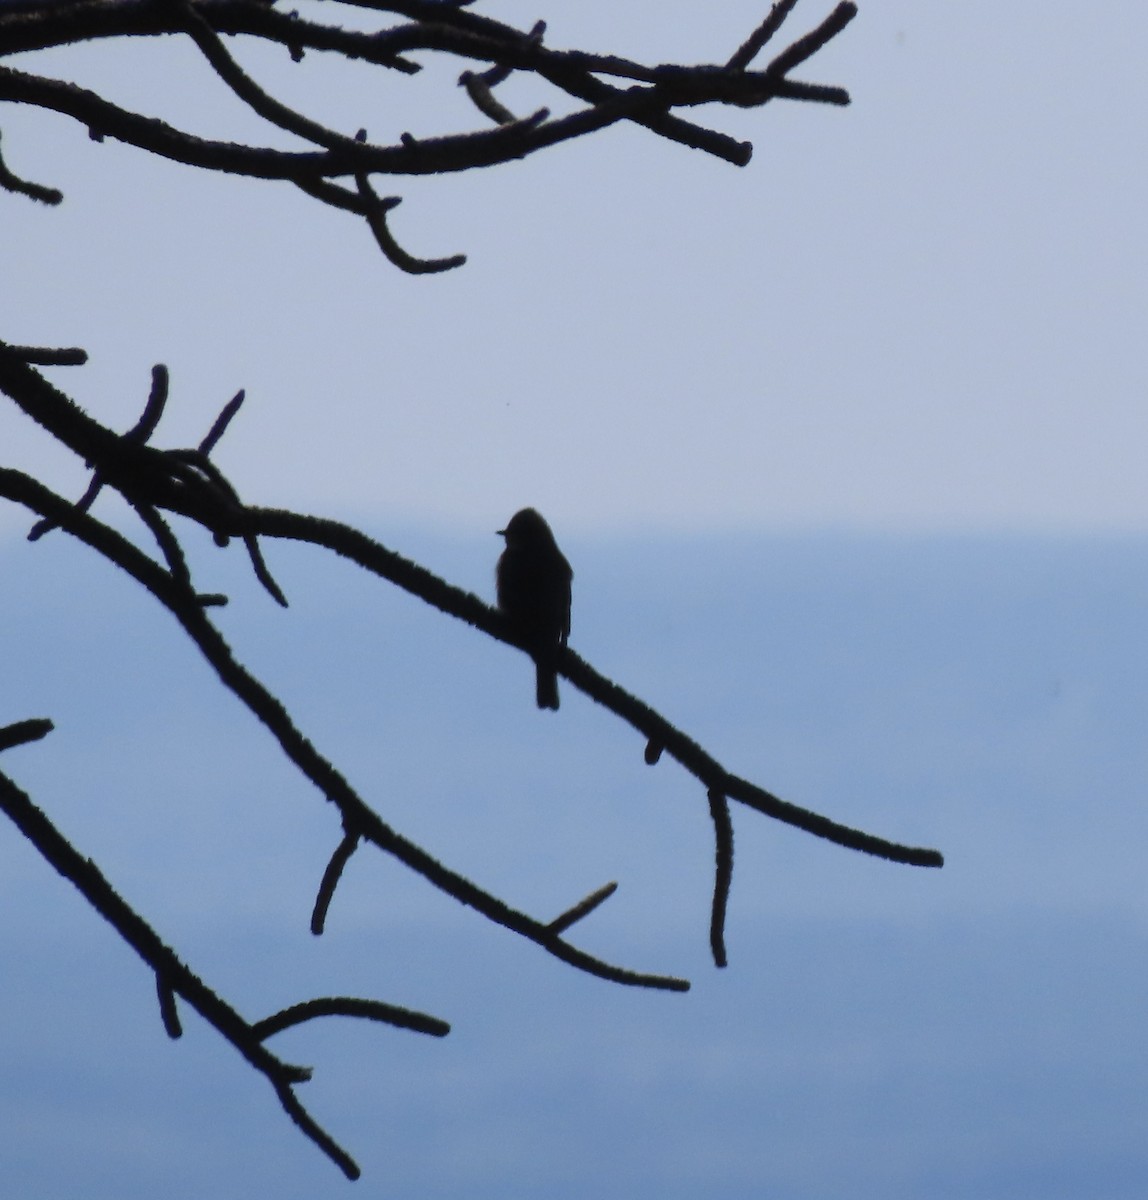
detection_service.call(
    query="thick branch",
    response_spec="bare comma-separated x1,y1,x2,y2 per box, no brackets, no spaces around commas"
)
0,466,690,994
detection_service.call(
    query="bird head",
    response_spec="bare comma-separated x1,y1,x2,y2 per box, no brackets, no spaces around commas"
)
497,507,555,548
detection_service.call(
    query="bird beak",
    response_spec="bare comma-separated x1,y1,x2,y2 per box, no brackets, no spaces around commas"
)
496,528,506,537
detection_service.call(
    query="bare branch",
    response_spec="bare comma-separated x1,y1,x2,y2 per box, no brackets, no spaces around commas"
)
458,17,546,124
764,1,858,79
354,172,468,274
0,465,691,994
311,828,360,935
124,364,169,444
0,718,54,753
707,790,734,969
242,504,945,871
728,0,802,70
28,469,104,540
0,125,62,203
0,345,87,366
0,747,365,1178
156,973,183,1038
198,389,245,457
460,68,519,125
253,996,450,1040
175,0,389,155
547,881,618,935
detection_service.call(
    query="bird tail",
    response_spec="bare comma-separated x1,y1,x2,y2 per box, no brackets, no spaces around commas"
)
534,657,560,710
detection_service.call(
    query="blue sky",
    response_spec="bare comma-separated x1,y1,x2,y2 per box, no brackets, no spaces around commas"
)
2,531,1147,1196
3,0,1148,1194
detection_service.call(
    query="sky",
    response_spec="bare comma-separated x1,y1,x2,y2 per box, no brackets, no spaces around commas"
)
2,0,1146,533
2,530,1147,1198
3,0,1148,1196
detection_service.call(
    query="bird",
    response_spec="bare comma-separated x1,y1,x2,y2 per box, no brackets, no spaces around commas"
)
496,508,573,710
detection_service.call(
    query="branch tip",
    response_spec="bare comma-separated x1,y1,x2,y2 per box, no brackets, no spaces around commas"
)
156,974,183,1038
255,996,450,1041
125,364,169,444
707,790,734,969
355,173,466,275
0,719,55,753
0,129,64,204
2,345,87,367
547,881,618,934
198,389,245,457
311,830,360,935
727,0,801,70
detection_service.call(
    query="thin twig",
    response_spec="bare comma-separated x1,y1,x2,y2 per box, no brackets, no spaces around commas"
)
124,364,169,443
354,173,468,274
707,790,733,968
199,390,245,457
156,973,183,1038
764,1,858,79
728,0,801,70
547,882,618,935
0,127,62,204
254,996,450,1040
311,828,360,935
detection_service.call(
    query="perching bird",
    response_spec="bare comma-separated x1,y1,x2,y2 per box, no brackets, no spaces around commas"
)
496,508,573,710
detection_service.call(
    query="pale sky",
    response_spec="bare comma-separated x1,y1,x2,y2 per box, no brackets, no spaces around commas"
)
3,0,1146,535
4,7,1148,1191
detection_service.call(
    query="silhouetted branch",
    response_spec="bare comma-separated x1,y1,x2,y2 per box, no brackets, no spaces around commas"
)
354,169,468,275
0,344,87,366
764,1,857,79
0,348,286,604
253,996,450,1040
175,0,388,155
129,496,194,587
547,881,618,935
0,732,423,1179
0,348,943,958
125,364,169,443
240,504,945,873
0,125,62,202
0,464,690,995
311,828,361,935
198,389,245,457
0,347,941,875
728,0,802,70
460,69,519,125
1,0,857,263
156,973,183,1038
0,6,936,1182
707,790,734,969
459,18,546,124
0,717,54,752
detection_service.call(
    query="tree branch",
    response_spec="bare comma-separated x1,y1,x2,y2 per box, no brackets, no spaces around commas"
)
0,722,458,1179
0,463,690,994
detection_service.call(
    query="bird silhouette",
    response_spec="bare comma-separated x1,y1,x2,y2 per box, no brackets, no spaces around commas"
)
496,508,573,710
